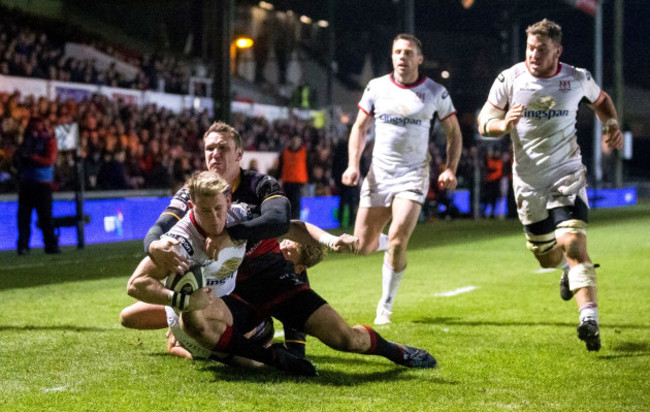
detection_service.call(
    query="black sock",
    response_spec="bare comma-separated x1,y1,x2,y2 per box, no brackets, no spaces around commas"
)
362,325,403,364
284,326,307,358
283,269,309,358
214,324,276,365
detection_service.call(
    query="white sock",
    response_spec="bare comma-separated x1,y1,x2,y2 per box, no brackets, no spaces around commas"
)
579,302,599,323
378,259,405,311
375,233,389,252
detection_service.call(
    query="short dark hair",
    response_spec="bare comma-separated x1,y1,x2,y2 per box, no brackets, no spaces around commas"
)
526,19,563,45
203,121,243,149
393,33,423,55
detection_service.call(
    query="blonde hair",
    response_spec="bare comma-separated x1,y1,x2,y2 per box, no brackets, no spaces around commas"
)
526,18,563,45
186,170,231,201
294,242,328,268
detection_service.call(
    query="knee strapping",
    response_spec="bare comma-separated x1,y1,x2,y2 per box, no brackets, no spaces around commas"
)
525,232,557,255
568,262,596,291
555,219,588,238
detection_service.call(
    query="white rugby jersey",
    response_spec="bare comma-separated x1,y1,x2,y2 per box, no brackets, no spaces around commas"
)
487,62,602,183
162,203,249,298
359,74,456,169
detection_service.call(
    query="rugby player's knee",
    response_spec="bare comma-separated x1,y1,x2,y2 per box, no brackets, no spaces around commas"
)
119,310,135,329
556,220,588,260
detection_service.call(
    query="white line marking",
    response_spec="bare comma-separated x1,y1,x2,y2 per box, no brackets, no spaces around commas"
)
44,386,68,393
535,268,557,274
434,286,478,297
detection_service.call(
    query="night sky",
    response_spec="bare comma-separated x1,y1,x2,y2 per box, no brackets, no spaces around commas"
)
264,0,650,90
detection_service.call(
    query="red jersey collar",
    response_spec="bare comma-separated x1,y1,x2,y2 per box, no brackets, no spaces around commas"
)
189,210,208,238
390,73,426,89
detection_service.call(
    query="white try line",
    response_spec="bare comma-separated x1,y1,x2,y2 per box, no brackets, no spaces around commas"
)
434,286,478,297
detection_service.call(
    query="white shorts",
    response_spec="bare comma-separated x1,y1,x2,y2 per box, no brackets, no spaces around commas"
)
360,162,429,208
514,166,589,225
164,306,229,361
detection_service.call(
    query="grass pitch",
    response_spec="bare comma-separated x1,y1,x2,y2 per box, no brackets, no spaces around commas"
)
1,203,649,411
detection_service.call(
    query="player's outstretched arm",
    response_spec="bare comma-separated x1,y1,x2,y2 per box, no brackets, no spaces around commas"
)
285,220,359,254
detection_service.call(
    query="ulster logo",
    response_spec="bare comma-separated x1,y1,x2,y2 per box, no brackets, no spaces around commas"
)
559,80,571,92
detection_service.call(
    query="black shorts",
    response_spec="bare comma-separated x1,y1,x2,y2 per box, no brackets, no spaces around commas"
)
224,265,327,333
524,196,589,236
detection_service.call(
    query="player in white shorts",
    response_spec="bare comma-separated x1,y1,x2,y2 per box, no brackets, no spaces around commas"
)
343,33,462,324
478,19,623,351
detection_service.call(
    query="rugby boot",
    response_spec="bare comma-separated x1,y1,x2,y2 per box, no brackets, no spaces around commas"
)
577,319,601,352
270,343,317,376
559,270,573,301
396,344,437,368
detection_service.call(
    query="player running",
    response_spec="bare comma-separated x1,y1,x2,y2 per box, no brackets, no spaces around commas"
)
342,34,462,324
477,19,623,351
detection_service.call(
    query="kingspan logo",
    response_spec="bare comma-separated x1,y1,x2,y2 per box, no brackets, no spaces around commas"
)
523,108,570,120
523,96,569,120
378,114,422,126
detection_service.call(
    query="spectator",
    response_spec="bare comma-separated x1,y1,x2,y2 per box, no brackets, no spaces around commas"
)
279,135,308,219
482,147,503,218
15,116,59,255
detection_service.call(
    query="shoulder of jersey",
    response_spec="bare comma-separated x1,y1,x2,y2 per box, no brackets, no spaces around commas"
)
228,203,252,223
566,64,591,81
170,186,191,212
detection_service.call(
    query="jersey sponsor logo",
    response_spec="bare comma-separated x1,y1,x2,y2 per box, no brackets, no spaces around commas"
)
377,113,422,126
167,233,194,255
523,108,570,120
498,73,505,82
559,80,572,93
585,70,591,81
523,96,569,119
441,91,449,99
206,272,235,287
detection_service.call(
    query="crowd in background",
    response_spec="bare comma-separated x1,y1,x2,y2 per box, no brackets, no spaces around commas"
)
0,6,191,94
0,90,503,217
0,5,516,222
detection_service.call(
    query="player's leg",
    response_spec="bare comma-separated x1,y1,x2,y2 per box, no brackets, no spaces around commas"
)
375,197,421,324
120,301,168,329
16,183,34,254
284,268,309,357
181,297,316,375
303,303,436,368
553,215,600,351
353,206,392,255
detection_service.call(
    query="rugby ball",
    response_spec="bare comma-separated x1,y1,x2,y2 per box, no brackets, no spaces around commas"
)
166,265,205,295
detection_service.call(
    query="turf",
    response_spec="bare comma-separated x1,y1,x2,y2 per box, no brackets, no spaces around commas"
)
1,203,649,411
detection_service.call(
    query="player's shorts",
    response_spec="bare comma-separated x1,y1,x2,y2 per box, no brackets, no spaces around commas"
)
360,162,429,207
225,260,327,333
164,305,230,361
514,166,589,226
523,196,589,236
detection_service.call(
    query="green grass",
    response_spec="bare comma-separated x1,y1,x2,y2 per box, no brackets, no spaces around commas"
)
1,203,649,411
